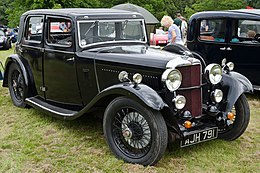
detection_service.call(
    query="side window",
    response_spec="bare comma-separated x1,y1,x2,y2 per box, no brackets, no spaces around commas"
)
25,16,43,42
199,19,226,42
230,19,260,44
47,18,72,46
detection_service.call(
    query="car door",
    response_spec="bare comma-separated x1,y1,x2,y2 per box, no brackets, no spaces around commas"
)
43,16,82,106
226,18,260,86
19,15,45,98
189,18,229,64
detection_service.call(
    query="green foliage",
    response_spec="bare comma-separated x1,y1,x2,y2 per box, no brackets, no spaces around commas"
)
185,0,246,19
245,0,260,8
1,0,254,28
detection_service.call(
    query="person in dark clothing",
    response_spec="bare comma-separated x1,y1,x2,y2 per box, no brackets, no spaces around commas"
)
173,13,182,28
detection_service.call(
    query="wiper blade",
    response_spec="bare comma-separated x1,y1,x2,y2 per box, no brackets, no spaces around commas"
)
84,21,98,36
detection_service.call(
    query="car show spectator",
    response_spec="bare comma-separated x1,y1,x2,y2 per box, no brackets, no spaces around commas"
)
180,16,188,45
161,15,184,45
173,13,182,28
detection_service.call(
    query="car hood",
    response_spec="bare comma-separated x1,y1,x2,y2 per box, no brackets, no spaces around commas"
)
82,45,198,69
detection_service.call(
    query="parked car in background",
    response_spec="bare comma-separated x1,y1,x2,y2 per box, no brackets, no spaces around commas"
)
150,29,168,46
0,8,253,166
187,9,260,90
0,29,12,50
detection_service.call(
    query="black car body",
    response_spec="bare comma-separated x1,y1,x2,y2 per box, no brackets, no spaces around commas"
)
0,29,12,50
0,8,253,165
187,9,260,90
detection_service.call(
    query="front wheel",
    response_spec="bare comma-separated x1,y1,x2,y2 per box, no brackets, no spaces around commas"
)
103,97,168,166
218,94,250,140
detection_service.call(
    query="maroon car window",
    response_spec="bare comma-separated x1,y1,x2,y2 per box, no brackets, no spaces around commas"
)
199,19,226,42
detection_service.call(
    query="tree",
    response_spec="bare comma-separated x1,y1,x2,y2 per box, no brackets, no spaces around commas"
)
185,0,246,18
245,0,260,8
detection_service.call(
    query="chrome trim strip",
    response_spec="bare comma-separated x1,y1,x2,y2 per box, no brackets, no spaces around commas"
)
25,98,75,117
178,83,207,91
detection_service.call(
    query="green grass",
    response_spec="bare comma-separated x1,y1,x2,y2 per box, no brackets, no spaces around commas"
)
0,48,260,172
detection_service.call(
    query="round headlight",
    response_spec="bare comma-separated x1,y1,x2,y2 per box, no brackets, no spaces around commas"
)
162,69,182,91
205,64,222,84
133,73,142,84
173,95,186,109
227,62,234,71
211,89,223,103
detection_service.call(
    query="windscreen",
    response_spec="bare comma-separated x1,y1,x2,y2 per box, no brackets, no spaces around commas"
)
78,19,146,47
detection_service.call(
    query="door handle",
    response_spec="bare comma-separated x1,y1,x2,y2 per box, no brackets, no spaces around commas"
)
226,47,232,51
66,57,75,62
220,47,226,50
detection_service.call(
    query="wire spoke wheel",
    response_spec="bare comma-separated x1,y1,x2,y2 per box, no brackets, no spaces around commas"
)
8,63,28,107
11,70,24,102
113,108,152,158
103,97,168,166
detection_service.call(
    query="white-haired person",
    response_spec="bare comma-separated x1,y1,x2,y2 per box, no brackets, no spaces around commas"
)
161,15,184,45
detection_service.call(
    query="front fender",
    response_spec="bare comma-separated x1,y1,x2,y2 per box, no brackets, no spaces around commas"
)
3,54,29,87
77,83,167,117
102,83,167,110
70,83,182,136
221,71,253,112
70,83,168,120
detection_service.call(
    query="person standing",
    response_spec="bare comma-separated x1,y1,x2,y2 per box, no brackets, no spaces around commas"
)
173,13,182,28
180,16,188,46
161,15,184,45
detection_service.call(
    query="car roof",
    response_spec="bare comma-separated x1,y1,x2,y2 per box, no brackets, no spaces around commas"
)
189,9,260,21
22,8,144,20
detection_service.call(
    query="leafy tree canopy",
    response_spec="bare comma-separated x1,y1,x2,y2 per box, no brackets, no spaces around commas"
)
0,0,253,28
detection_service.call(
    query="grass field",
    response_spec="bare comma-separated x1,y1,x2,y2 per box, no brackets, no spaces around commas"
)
0,48,259,172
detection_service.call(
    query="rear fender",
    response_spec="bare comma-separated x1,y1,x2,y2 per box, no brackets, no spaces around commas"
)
221,72,253,112
3,54,37,97
3,54,29,87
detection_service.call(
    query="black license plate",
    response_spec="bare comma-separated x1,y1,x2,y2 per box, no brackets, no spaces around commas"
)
180,127,218,147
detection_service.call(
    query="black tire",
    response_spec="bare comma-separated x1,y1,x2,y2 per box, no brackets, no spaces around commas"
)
103,97,168,166
8,63,28,107
218,94,250,140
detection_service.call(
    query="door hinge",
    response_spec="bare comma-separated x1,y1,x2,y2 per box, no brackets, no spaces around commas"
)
40,86,47,92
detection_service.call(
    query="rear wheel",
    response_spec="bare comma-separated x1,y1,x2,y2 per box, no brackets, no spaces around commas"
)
8,63,28,107
103,97,168,166
218,94,250,140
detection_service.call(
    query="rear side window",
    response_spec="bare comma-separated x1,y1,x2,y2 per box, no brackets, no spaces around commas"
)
199,19,226,42
230,19,260,44
47,18,72,46
25,16,43,42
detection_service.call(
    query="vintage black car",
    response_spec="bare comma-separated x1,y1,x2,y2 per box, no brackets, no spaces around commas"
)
0,9,253,166
0,29,12,50
187,9,260,90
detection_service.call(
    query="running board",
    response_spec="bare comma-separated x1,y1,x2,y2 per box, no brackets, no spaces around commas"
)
25,96,77,117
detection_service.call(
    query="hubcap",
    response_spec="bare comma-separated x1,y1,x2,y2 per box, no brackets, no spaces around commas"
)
121,112,151,149
112,108,152,158
11,70,24,101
